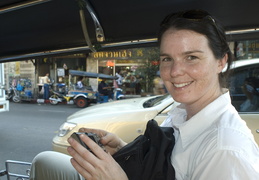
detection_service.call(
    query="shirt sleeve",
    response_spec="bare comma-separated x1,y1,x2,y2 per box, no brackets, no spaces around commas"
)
191,150,259,180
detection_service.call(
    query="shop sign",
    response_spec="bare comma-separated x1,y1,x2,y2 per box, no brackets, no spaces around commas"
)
57,68,65,77
90,49,144,59
243,42,259,53
7,62,20,76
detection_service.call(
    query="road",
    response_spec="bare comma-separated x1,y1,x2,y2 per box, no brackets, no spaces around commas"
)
0,101,81,179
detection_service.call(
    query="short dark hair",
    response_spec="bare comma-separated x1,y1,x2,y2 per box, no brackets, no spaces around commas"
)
158,9,233,88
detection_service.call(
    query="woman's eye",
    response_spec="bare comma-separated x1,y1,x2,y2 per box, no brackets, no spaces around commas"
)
187,56,198,60
160,57,171,62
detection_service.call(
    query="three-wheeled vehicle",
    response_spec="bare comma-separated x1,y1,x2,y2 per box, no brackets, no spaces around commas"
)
67,70,118,108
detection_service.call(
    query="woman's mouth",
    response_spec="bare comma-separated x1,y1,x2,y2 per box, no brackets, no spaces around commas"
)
173,82,193,88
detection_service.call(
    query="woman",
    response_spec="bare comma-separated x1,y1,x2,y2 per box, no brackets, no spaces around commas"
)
30,10,259,180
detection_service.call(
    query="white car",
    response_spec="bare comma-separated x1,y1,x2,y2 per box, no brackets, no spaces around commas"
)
52,94,178,154
53,59,259,155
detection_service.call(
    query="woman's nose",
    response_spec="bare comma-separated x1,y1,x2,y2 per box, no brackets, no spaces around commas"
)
170,61,185,77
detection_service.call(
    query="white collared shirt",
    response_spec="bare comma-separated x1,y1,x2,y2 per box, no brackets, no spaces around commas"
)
161,91,259,180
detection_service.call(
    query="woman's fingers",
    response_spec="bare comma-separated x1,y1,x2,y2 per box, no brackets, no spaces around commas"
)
79,133,109,160
79,128,107,138
77,128,121,155
68,133,107,164
70,157,92,179
68,134,111,179
67,136,99,178
67,136,96,164
68,134,129,180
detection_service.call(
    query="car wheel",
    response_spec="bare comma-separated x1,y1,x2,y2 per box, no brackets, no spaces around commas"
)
12,95,21,103
75,97,89,108
49,95,59,105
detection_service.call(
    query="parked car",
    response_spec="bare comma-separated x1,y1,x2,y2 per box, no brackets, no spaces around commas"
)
52,59,259,155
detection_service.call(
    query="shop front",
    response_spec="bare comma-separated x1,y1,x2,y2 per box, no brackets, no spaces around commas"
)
235,40,259,60
87,48,159,95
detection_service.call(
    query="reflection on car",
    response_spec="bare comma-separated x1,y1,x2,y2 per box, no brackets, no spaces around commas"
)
239,77,259,111
228,58,259,112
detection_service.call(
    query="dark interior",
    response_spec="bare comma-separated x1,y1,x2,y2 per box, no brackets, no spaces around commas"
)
1,0,259,61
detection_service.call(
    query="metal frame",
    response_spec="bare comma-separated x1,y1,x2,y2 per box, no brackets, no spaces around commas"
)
78,0,105,52
0,160,32,180
0,63,9,112
84,0,105,43
0,0,52,14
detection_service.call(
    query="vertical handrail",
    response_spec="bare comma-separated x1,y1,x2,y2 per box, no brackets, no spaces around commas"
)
77,0,106,52
84,1,105,42
79,9,96,52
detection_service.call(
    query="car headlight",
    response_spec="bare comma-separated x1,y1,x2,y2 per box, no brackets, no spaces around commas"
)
58,122,77,137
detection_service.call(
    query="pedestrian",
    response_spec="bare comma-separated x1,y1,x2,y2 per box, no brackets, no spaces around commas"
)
42,73,50,99
153,71,166,95
115,69,124,87
29,9,259,180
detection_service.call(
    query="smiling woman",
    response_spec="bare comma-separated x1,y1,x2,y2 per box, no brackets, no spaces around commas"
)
27,9,259,180
158,9,259,179
159,29,227,117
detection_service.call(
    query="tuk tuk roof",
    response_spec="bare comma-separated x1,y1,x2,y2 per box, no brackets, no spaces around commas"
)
69,70,117,80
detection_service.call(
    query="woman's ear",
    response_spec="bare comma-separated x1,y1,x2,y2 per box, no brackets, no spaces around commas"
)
217,53,228,73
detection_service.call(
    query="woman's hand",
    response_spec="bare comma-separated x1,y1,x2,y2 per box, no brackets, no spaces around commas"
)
67,133,128,180
78,128,127,155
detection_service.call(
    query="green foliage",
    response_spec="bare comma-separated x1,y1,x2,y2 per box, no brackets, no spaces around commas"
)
135,47,160,92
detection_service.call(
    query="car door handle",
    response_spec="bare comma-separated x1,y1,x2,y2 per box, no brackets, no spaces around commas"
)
256,129,259,133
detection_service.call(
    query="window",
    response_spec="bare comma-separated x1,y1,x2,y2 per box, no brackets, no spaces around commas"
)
229,61,259,112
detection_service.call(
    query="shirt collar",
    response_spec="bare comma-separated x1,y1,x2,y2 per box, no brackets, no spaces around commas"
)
171,91,231,149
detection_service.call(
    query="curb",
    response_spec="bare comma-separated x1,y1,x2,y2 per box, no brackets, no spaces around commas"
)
36,99,50,104
28,99,50,104
35,99,67,104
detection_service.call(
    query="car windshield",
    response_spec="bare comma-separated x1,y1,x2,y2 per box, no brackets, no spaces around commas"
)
143,94,171,108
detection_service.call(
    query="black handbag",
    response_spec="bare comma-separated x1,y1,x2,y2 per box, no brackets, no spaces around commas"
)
113,119,175,180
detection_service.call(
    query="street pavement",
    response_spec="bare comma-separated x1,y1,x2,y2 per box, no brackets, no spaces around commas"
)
0,101,80,180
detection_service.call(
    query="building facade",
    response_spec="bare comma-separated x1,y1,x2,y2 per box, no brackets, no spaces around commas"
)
3,40,259,99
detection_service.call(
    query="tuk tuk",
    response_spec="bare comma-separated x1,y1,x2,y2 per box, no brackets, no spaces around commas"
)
68,70,118,108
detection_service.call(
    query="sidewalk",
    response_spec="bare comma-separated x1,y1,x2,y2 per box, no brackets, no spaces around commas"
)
24,94,142,105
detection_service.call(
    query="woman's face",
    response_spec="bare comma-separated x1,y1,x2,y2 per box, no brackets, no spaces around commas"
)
159,29,226,108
